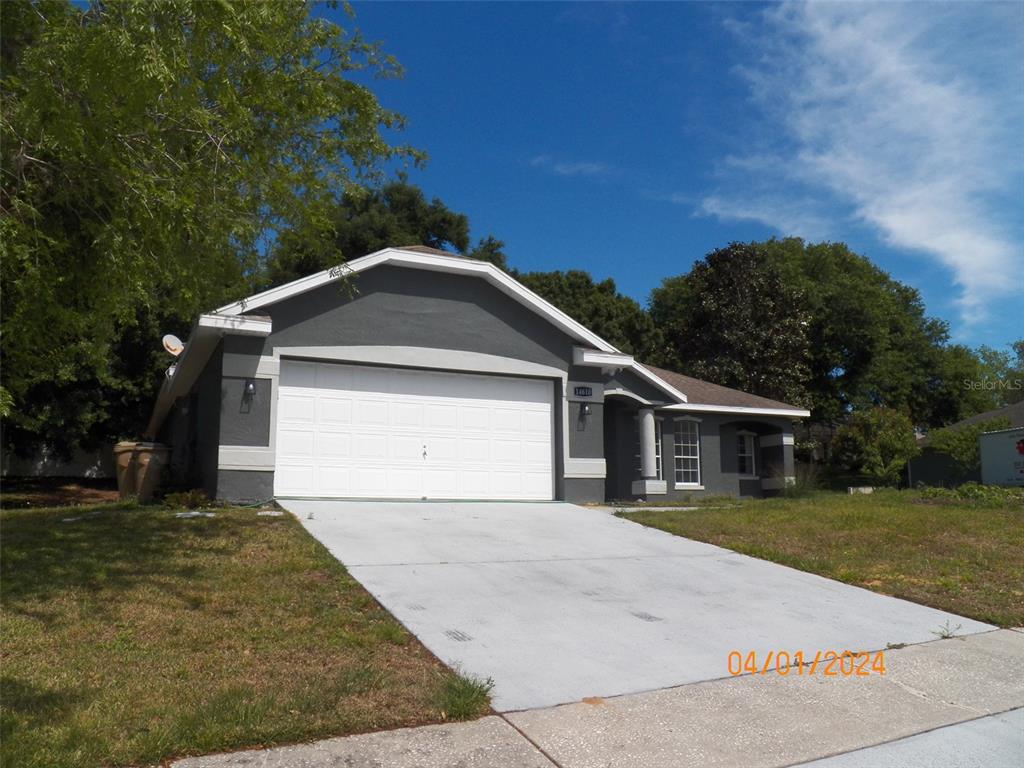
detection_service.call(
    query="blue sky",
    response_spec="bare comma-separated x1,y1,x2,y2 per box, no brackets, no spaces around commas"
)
333,2,1022,350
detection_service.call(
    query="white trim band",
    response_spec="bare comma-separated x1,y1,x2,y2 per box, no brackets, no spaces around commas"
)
631,479,667,495
564,458,606,479
760,433,795,448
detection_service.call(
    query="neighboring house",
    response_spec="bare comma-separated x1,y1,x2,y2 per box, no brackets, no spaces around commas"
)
909,401,1024,487
146,246,809,503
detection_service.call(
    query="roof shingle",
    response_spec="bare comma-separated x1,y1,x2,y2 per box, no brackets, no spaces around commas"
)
641,363,807,413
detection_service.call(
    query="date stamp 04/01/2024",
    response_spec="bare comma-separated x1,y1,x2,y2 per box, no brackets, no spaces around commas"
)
727,650,887,677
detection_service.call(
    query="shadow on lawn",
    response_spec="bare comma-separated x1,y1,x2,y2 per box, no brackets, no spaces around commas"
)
0,506,247,625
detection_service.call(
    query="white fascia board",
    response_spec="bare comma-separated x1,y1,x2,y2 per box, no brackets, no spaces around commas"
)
212,248,621,353
663,402,811,419
197,313,272,336
573,347,634,369
144,314,272,437
630,362,689,404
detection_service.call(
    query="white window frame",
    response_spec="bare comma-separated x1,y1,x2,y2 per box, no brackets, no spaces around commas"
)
673,417,702,489
633,417,663,481
737,430,757,478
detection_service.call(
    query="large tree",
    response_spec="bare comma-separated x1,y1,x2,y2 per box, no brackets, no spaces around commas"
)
515,270,661,358
650,243,812,406
266,179,508,285
757,239,1005,426
1,0,417,456
651,238,999,426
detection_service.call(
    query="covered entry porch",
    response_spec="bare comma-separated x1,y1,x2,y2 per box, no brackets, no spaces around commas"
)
603,395,796,501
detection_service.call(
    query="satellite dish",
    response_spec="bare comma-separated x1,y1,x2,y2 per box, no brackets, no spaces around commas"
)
162,334,185,357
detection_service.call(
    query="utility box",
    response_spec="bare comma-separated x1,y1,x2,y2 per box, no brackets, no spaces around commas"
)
979,427,1024,487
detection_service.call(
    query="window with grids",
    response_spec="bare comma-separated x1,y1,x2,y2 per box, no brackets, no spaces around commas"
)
737,433,757,476
673,420,701,485
633,419,663,480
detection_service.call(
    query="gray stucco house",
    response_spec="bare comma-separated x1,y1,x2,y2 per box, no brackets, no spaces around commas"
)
147,246,809,503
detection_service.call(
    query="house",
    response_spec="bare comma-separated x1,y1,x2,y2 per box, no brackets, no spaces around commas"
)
146,246,809,503
909,401,1024,487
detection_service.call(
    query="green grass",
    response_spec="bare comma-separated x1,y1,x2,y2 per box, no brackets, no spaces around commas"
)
0,504,490,768
621,489,1024,628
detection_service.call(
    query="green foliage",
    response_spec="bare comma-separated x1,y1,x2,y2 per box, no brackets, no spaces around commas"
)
2,0,416,456
973,341,1024,406
925,417,1012,477
163,488,211,509
266,178,506,285
436,672,493,721
516,270,663,358
918,481,1024,504
650,237,1010,425
779,462,821,498
831,407,919,486
650,242,812,406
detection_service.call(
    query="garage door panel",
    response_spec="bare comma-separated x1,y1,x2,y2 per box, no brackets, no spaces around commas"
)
277,429,315,458
352,466,388,493
523,439,552,465
426,403,459,430
491,408,522,432
490,472,523,495
275,361,553,500
388,468,421,496
317,398,352,425
522,410,551,435
390,435,424,461
424,468,459,496
390,401,423,429
355,399,389,426
460,406,491,432
316,465,351,494
275,463,314,494
492,439,521,464
459,437,489,462
279,395,316,423
354,434,387,459
316,432,351,460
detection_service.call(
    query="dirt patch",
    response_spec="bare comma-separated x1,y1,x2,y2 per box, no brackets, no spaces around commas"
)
0,477,119,508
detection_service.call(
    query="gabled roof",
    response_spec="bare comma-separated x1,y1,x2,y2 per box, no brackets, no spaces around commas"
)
212,246,689,404
147,246,810,437
644,364,811,418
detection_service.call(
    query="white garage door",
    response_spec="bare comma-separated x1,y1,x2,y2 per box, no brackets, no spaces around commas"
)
274,361,555,500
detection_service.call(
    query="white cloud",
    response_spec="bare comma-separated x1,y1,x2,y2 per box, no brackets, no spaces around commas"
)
530,155,610,177
702,2,1024,324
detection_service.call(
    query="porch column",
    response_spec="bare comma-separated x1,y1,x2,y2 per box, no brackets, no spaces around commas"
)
639,407,657,479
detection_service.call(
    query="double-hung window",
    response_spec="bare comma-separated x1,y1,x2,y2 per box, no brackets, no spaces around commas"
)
673,419,701,486
737,432,757,477
634,418,663,480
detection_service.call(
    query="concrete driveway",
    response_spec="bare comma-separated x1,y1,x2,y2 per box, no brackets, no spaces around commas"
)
283,500,993,712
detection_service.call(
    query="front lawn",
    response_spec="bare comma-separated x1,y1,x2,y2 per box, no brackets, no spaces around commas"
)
622,489,1024,628
0,504,490,768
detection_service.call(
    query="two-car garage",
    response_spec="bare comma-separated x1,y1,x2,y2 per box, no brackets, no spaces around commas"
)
273,360,555,500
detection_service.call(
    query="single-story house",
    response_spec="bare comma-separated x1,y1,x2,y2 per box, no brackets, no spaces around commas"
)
146,246,809,503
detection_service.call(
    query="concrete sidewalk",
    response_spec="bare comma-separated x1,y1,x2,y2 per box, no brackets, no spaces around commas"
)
174,629,1024,768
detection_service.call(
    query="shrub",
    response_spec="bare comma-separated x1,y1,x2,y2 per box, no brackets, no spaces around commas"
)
164,489,211,509
919,481,1024,503
831,408,919,486
925,417,1012,479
